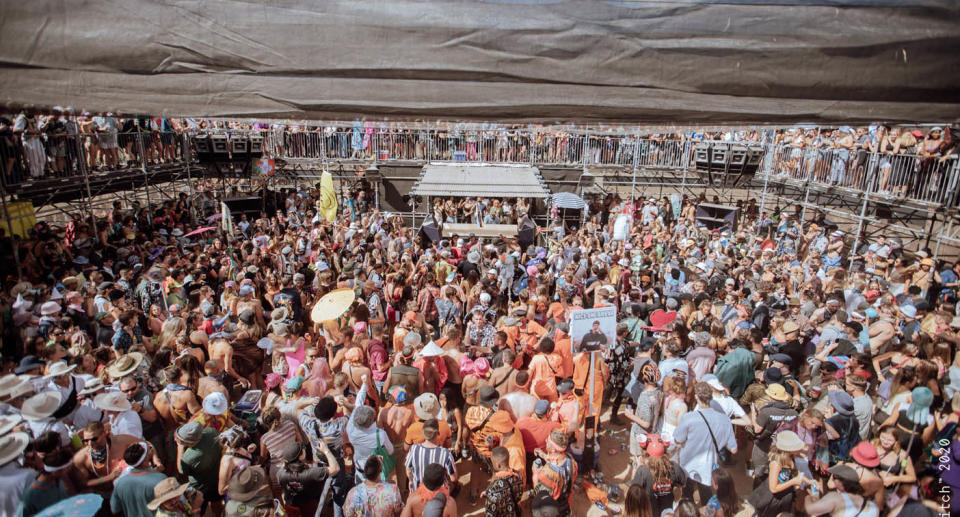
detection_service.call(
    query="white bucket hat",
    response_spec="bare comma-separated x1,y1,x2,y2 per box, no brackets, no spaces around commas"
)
202,392,228,416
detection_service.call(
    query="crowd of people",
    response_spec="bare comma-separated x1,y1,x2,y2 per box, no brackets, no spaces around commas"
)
4,111,957,204
0,162,958,517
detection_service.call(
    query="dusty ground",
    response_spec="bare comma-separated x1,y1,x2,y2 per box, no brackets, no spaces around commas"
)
453,406,756,516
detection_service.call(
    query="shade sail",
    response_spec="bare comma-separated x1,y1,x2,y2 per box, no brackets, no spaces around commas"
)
0,0,957,124
411,164,550,198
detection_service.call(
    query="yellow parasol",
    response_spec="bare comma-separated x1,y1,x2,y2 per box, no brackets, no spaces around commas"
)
310,288,356,323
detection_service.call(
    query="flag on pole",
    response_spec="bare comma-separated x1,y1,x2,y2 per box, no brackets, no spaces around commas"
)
319,171,337,223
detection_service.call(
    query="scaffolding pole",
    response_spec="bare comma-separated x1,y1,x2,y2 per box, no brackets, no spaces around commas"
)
631,134,640,204
136,132,151,208
849,167,875,261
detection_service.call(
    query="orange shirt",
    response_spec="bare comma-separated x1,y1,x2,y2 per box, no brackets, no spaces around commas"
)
553,330,574,378
404,419,453,448
528,353,563,402
572,351,609,417
503,429,528,485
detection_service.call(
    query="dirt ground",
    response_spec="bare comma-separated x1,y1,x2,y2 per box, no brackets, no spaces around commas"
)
453,405,756,516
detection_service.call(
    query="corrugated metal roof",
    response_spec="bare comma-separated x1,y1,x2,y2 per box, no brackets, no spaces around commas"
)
411,163,550,198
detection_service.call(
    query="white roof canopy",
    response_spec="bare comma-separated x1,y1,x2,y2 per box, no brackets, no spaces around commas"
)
411,163,550,198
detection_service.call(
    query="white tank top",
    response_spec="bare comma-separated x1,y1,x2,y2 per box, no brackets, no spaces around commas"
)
839,492,878,517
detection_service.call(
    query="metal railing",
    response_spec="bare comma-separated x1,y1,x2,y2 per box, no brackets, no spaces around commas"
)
768,144,960,205
1,131,189,188
6,124,958,209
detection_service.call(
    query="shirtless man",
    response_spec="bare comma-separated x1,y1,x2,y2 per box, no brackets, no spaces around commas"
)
197,360,231,402
208,336,253,390
489,349,523,397
71,422,160,494
154,365,201,430
232,285,266,329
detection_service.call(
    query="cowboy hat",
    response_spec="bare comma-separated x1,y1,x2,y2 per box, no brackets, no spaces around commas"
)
0,375,21,398
0,414,22,436
228,466,271,502
146,477,191,511
106,352,144,380
43,361,77,379
78,379,106,397
0,432,29,466
420,341,445,358
94,391,132,413
21,391,63,420
202,392,228,416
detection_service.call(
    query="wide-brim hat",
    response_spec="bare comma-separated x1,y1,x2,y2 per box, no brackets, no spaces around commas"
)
0,414,23,436
94,391,132,412
420,341,445,358
145,267,168,283
147,477,191,511
203,392,228,416
0,432,29,467
766,383,790,402
0,374,21,398
477,386,499,408
228,466,271,502
106,352,144,380
310,288,355,323
40,301,61,316
774,430,804,452
43,361,77,379
21,391,63,420
78,379,106,397
850,441,880,468
414,393,441,420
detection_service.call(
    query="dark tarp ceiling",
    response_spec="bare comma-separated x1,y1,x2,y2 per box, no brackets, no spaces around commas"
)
0,0,958,125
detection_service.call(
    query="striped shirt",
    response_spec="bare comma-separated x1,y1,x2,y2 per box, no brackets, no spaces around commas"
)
404,443,456,490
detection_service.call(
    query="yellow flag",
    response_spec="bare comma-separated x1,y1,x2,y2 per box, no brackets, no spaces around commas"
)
320,171,338,223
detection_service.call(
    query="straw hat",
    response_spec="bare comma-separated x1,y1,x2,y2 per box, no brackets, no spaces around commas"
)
105,352,144,380
146,477,191,511
6,380,34,401
94,391,132,413
78,379,106,397
765,384,790,402
0,414,23,436
774,430,805,452
0,432,29,466
44,361,77,379
420,341,445,358
21,391,63,420
0,374,21,398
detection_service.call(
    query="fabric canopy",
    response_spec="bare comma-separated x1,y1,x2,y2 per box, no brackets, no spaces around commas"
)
0,1,957,124
412,164,550,198
550,192,586,210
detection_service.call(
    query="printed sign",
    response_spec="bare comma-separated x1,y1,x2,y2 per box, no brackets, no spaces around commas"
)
569,305,617,352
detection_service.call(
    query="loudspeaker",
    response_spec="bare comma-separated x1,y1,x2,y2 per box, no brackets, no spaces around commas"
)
695,203,738,231
192,135,211,154
230,136,248,156
223,196,264,219
693,143,763,187
211,134,229,154
518,225,535,248
420,218,441,244
248,135,263,158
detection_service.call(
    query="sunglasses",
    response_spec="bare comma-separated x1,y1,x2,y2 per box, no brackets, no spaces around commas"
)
82,435,103,444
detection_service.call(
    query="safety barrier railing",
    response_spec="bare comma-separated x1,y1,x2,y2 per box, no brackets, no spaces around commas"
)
1,131,189,189
765,144,960,206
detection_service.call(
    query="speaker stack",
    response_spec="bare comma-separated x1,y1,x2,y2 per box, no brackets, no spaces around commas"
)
693,143,763,187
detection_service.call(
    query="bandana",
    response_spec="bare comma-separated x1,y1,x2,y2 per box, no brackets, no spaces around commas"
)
90,444,108,465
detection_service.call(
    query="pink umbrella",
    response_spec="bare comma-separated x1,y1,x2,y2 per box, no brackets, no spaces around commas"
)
205,213,222,222
184,226,217,238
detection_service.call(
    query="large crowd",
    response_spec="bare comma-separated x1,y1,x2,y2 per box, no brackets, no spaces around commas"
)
3,111,957,202
0,155,958,517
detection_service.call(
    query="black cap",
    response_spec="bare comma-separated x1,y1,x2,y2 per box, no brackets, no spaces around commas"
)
762,367,783,384
770,353,792,366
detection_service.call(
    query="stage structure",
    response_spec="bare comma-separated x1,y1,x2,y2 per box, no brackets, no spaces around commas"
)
3,125,960,260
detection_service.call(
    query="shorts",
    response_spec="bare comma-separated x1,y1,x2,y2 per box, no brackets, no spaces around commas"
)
98,132,118,149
